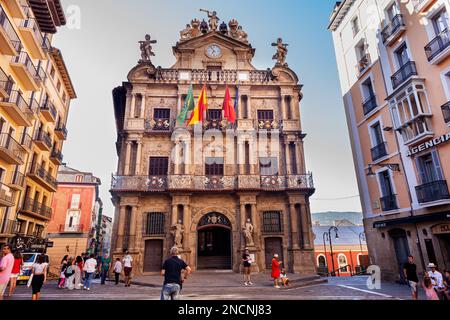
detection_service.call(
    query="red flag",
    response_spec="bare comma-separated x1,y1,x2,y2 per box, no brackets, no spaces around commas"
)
222,86,236,124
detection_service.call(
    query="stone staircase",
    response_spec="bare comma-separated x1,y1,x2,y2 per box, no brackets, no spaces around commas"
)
197,256,232,270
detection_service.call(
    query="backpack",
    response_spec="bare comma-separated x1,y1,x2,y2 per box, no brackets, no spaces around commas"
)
64,265,74,278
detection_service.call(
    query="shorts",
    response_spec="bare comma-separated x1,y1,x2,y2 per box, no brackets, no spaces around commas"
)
10,273,19,279
243,266,251,275
0,282,7,296
408,281,418,294
124,267,132,276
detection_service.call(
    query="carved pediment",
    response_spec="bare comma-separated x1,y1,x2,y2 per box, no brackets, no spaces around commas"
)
174,31,253,52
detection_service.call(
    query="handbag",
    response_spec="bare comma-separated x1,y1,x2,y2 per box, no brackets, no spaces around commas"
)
27,274,33,287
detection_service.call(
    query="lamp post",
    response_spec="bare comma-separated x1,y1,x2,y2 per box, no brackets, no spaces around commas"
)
322,232,328,274
358,232,366,272
323,226,339,276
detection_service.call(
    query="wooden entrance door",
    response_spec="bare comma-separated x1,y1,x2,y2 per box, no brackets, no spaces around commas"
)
143,239,163,272
264,237,283,269
389,229,410,281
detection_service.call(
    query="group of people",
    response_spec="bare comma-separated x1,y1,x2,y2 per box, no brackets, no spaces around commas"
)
403,255,450,300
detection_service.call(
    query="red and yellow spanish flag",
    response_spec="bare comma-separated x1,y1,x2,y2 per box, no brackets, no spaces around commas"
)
188,85,207,126
223,86,236,124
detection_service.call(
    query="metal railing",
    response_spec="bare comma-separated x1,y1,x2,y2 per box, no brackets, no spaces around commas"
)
34,130,52,149
371,142,387,161
0,133,26,163
363,95,377,115
0,180,15,204
415,180,450,203
59,224,84,233
21,197,52,219
50,148,63,162
380,194,398,211
0,5,21,52
145,118,173,132
11,51,41,82
55,124,68,138
8,170,26,187
40,98,57,119
442,101,450,124
19,18,49,52
357,53,371,74
28,163,57,190
19,132,33,149
381,14,405,44
391,61,418,89
0,67,12,94
425,29,449,62
0,90,34,119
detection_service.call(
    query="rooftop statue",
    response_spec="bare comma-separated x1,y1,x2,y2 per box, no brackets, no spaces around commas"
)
200,19,209,34
139,34,157,64
179,19,201,41
237,25,248,43
219,21,228,35
228,19,239,39
272,37,289,67
200,9,219,31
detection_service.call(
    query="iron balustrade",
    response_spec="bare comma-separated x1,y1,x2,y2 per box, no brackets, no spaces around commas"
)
8,170,25,187
442,101,450,123
34,130,52,149
0,133,26,163
0,5,21,52
0,180,15,204
381,14,405,44
28,163,57,190
40,98,57,119
19,132,33,149
0,219,16,234
0,67,12,94
11,51,40,81
51,148,63,162
155,68,275,83
20,18,49,52
1,90,34,118
357,53,371,74
55,124,68,138
415,180,450,203
371,142,388,161
380,194,398,211
362,95,378,115
391,61,418,89
21,197,52,219
425,29,449,62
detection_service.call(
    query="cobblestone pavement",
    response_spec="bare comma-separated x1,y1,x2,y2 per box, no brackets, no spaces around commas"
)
4,274,427,300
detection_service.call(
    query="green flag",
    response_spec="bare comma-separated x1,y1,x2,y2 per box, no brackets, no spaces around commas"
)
177,85,195,125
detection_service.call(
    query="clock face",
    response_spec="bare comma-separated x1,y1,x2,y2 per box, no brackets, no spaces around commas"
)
206,44,222,58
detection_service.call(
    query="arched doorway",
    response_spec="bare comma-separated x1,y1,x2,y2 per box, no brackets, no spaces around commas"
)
197,213,232,270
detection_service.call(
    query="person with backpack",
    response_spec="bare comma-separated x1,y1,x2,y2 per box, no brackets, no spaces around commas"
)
65,258,76,290
58,255,68,289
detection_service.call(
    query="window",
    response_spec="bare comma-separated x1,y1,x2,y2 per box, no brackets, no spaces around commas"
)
62,92,67,104
262,211,282,233
416,150,443,184
207,109,222,120
34,225,44,237
370,122,384,147
50,65,55,79
362,78,375,100
386,2,400,22
355,40,369,72
351,16,360,36
70,194,80,209
144,212,165,235
56,80,61,92
205,157,224,176
260,157,278,176
257,110,274,121
379,171,395,197
149,157,169,176
395,43,409,67
431,8,449,36
318,255,326,268
153,108,170,119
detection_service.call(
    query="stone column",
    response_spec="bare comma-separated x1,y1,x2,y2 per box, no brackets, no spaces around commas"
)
135,207,143,254
289,203,300,249
237,141,245,175
174,142,180,175
129,206,138,251
240,203,246,249
129,94,136,118
183,139,191,175
295,141,303,174
116,206,126,252
300,202,312,249
280,95,286,120
284,141,291,175
246,95,252,119
140,95,146,118
250,204,259,244
183,204,191,250
124,141,132,175
177,94,182,115
171,204,178,225
249,139,256,175
135,141,143,175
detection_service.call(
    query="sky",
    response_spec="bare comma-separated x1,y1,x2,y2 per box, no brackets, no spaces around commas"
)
51,0,362,218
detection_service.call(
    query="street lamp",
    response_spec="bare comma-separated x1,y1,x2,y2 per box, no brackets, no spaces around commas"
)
323,226,339,276
367,163,400,176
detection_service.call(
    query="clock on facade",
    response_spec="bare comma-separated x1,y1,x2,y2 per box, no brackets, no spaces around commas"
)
205,44,222,58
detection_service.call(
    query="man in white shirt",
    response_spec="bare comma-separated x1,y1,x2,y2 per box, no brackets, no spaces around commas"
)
427,263,444,291
122,251,133,287
113,258,122,285
83,254,98,291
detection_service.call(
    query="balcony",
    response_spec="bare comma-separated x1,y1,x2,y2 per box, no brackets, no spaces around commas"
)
33,130,52,151
0,67,12,99
416,180,450,203
0,5,21,55
7,170,26,190
19,197,52,220
27,163,57,192
156,69,275,84
0,181,16,207
256,119,281,131
362,95,378,116
50,148,63,165
2,0,26,19
381,14,406,46
0,90,35,126
204,118,227,131
425,29,449,64
371,142,388,161
39,98,57,122
111,175,168,192
59,224,84,233
0,133,26,164
237,175,261,189
145,118,173,133
380,194,398,211
286,174,315,190
10,51,41,91
391,61,418,90
55,124,68,140
442,101,450,124
0,219,16,235
413,0,436,13
356,53,371,77
18,18,49,60
19,132,32,151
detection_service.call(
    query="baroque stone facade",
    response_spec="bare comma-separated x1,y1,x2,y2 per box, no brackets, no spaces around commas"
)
111,12,316,275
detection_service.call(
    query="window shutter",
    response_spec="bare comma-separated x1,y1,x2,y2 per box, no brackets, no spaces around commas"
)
431,149,444,181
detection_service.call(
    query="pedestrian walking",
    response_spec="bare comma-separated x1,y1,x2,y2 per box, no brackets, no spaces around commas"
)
58,255,68,288
0,244,14,300
427,263,444,299
160,246,191,300
100,253,111,285
74,256,83,290
65,258,76,290
403,255,419,300
8,250,23,297
83,254,97,291
422,274,439,300
271,254,282,289
242,248,253,286
30,254,47,300
113,258,122,285
122,251,133,287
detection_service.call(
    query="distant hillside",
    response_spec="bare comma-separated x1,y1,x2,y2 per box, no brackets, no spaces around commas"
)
311,211,363,226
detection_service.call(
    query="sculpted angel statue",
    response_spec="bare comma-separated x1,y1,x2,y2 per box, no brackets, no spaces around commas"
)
139,34,157,63
272,38,289,66
243,219,255,247
200,9,219,31
171,220,184,247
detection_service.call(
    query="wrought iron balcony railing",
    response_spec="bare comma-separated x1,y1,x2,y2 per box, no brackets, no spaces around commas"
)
20,18,50,52
424,28,449,63
363,95,377,115
11,51,41,81
34,130,52,149
380,194,398,211
0,133,26,164
0,180,15,206
0,66,12,94
59,224,84,233
357,53,371,75
55,124,68,139
20,197,52,219
371,142,388,161
381,14,406,45
391,61,418,89
0,5,21,52
28,163,57,190
40,98,57,119
145,118,173,132
416,180,450,203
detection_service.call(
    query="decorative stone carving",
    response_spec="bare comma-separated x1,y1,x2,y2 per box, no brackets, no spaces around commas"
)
237,26,248,43
200,9,219,31
171,220,184,247
198,212,231,228
179,19,201,41
261,176,286,189
168,175,193,189
272,38,289,67
139,34,157,64
243,219,255,246
228,19,239,38
238,175,261,189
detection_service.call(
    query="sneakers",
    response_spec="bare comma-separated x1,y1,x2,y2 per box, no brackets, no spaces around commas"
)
244,282,249,286
83,286,87,290
274,285,281,289
87,288,90,291
248,282,254,286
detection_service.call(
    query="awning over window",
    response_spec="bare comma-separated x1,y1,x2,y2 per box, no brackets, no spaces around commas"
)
373,211,450,228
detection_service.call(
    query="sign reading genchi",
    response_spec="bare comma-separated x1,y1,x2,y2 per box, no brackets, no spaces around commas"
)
407,132,450,157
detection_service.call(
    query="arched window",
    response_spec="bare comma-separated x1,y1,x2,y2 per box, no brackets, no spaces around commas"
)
317,255,326,268
338,254,348,272
357,253,363,266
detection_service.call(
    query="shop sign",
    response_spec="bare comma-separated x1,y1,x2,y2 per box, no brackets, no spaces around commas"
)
407,132,450,157
431,224,450,235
